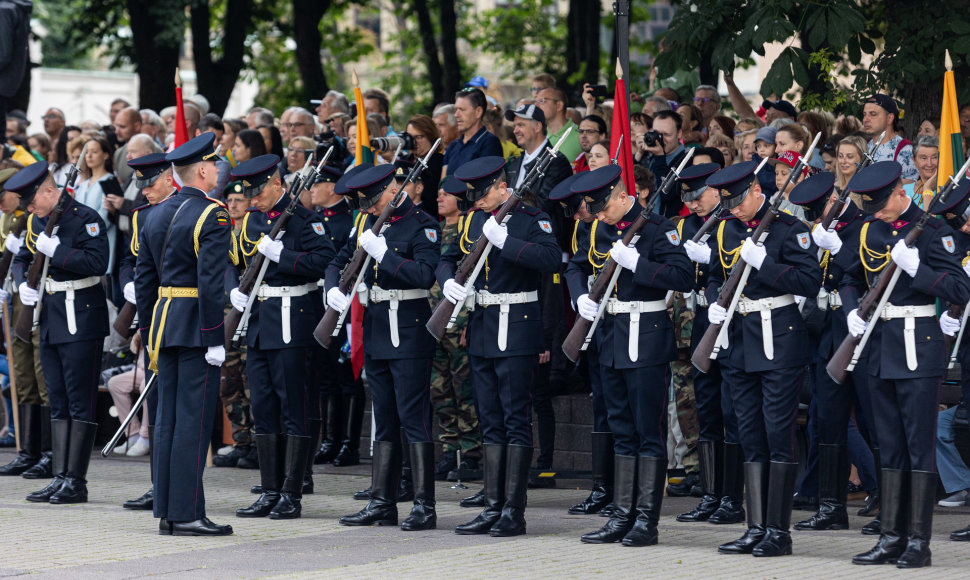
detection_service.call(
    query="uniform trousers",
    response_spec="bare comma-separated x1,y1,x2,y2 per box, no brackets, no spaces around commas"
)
153,346,219,522
692,311,739,445
39,339,103,422
868,376,939,472
319,325,364,397
601,363,670,458
248,345,309,436
364,354,433,444
585,343,609,433
10,299,47,405
721,363,803,463
469,354,535,447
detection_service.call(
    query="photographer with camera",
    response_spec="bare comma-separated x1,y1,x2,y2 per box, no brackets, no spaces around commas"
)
370,115,443,219
643,110,688,217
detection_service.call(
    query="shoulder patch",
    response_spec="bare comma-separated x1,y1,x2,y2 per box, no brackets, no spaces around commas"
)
538,220,553,234
311,222,325,236
85,222,100,237
943,235,956,254
666,229,681,246
425,228,438,243
214,209,231,226
796,232,810,249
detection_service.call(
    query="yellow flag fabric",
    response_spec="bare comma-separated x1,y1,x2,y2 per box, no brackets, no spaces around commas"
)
939,67,965,190
353,86,373,165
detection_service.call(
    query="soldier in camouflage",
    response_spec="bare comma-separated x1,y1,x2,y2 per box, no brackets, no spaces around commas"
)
666,291,700,495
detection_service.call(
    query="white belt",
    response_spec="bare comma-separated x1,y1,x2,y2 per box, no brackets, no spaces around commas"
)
881,303,937,371
474,290,539,351
256,282,316,344
736,294,796,361
44,276,99,335
606,298,666,362
686,291,708,311
816,288,842,310
357,285,429,348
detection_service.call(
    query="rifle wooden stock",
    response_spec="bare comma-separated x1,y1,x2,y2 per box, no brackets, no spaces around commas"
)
113,301,136,339
14,198,68,342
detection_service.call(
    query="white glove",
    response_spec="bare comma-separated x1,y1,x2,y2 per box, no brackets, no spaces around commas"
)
811,227,842,255
482,217,508,250
358,229,388,263
941,311,961,337
18,282,38,306
847,308,868,338
205,345,226,366
123,281,136,304
891,239,920,277
963,260,970,278
610,241,640,273
256,236,284,263
443,278,469,304
5,233,23,255
683,239,711,264
577,294,599,322
740,238,766,270
708,302,727,325
229,287,249,312
0,289,8,305
36,233,60,258
327,287,349,313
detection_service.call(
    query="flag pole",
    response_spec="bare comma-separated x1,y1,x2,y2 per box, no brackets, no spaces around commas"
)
613,1,632,113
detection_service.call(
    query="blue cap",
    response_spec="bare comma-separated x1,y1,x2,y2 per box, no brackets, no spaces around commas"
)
754,127,777,144
128,153,170,189
570,165,623,215
314,165,343,184
847,161,902,213
548,173,587,217
788,172,836,221
454,156,506,202
466,75,489,89
165,133,218,167
2,161,50,208
440,175,466,196
335,163,373,197
929,180,970,229
679,163,719,202
707,161,759,210
230,154,282,198
762,99,798,119
346,164,396,210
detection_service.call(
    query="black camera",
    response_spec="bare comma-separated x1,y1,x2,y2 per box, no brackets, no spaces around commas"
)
642,130,664,149
314,130,347,167
370,133,417,153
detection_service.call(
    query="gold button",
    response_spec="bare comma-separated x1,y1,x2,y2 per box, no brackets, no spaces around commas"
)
927,336,931,340
267,220,272,224
324,217,329,222
747,228,752,232
789,326,793,330
829,274,834,279
524,315,528,319
892,231,897,236
617,230,622,235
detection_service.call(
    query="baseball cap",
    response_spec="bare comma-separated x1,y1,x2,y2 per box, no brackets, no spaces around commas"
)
762,99,798,119
865,94,899,117
504,103,545,125
754,127,777,144
465,75,489,89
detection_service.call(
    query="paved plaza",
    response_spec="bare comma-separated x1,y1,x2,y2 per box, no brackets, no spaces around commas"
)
1,449,969,578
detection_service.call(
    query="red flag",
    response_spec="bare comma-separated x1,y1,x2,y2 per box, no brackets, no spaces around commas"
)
349,298,365,379
174,68,189,148
610,64,636,196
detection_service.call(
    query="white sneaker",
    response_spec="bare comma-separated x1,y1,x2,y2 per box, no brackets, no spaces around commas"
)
217,445,234,456
126,436,150,457
938,489,968,507
113,437,136,455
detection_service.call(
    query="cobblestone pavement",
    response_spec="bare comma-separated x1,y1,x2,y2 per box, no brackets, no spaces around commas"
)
1,449,969,578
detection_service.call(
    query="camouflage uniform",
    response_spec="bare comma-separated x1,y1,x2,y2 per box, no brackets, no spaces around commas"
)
219,229,253,448
429,221,481,461
670,292,699,472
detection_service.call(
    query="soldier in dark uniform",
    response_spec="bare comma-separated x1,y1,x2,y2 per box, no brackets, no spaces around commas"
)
117,152,177,511
704,161,822,557
675,163,745,526
552,172,617,517
437,156,562,537
563,165,693,546
228,154,334,520
8,161,109,505
783,173,869,532
839,162,970,568
327,164,440,531
135,133,233,536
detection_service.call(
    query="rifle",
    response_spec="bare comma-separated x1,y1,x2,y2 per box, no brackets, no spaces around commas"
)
101,373,156,457
826,154,970,384
14,162,82,342
225,150,329,349
562,147,695,363
314,139,441,348
425,130,572,341
691,133,821,373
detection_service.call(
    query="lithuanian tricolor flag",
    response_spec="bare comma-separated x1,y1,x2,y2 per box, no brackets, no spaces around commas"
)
352,69,374,166
939,50,965,189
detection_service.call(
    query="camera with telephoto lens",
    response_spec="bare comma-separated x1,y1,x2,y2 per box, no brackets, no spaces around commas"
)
314,124,347,167
370,133,417,153
642,130,664,149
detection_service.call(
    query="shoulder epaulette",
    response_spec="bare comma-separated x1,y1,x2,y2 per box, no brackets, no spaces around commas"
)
517,204,541,216
132,203,151,213
774,212,798,225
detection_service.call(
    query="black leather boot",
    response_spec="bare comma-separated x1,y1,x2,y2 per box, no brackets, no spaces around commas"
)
0,404,41,475
237,434,283,517
852,468,908,565
795,444,849,530
314,393,342,464
709,441,745,524
568,432,614,515
858,446,881,516
26,418,69,502
125,426,155,510
623,456,664,546
340,440,400,526
50,420,98,504
22,406,53,479
332,394,363,467
456,443,506,534
460,488,484,508
271,435,311,519
398,429,415,502
718,462,768,554
752,461,797,557
581,455,637,544
303,419,321,494
677,440,720,522
489,445,531,537
896,470,934,568
401,442,436,530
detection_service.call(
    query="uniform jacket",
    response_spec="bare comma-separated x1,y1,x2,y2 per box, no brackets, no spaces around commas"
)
325,196,440,360
13,193,109,344
118,194,175,288
812,202,866,358
437,203,561,358
317,199,355,252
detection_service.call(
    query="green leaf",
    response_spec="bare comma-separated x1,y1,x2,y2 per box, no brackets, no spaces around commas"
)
764,48,794,97
806,8,826,49
951,20,970,35
791,50,810,88
847,35,862,65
